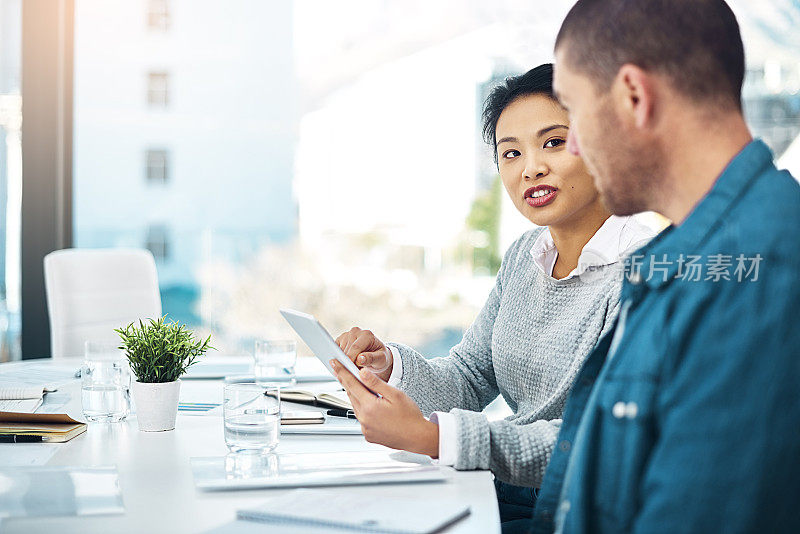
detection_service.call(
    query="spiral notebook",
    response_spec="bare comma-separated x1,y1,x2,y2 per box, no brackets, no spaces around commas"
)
237,488,471,533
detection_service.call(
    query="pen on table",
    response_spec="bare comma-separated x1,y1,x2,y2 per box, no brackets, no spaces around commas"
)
0,434,46,443
326,409,357,419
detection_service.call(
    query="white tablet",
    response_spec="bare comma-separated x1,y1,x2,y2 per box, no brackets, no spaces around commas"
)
279,309,378,396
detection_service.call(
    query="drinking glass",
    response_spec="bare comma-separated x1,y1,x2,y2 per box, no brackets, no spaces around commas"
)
81,342,131,422
223,382,280,453
253,340,296,387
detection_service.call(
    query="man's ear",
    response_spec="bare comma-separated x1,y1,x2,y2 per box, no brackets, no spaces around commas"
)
612,64,655,130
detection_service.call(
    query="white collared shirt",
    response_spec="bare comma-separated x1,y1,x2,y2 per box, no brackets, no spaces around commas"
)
529,215,655,280
388,215,657,465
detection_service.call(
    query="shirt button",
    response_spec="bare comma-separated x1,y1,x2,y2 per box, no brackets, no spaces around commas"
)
559,440,571,452
612,401,627,418
626,402,638,419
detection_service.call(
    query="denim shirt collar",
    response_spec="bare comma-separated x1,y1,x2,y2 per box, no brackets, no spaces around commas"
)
628,139,773,290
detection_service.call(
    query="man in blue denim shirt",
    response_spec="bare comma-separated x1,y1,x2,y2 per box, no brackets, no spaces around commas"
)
531,1,800,532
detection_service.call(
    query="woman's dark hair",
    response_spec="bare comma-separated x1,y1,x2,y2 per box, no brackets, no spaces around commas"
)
482,63,555,163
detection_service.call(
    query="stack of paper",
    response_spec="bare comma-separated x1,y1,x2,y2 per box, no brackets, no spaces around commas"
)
0,365,87,443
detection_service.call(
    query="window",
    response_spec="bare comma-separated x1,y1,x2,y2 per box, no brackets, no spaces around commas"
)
146,0,170,32
145,225,170,262
72,0,800,357
145,149,169,184
0,0,21,362
147,72,169,107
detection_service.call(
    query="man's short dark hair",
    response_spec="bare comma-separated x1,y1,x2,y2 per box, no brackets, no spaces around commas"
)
555,0,745,110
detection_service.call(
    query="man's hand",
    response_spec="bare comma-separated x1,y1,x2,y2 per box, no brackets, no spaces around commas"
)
330,359,439,458
334,327,393,382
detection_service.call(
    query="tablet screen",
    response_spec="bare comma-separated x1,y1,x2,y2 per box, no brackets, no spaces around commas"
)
279,309,378,396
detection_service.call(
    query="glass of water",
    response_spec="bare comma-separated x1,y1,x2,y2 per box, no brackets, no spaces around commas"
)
223,382,280,453
254,340,297,387
81,342,131,422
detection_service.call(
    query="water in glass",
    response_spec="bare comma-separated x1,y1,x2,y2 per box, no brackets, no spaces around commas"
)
254,340,297,387
81,342,131,422
224,383,280,453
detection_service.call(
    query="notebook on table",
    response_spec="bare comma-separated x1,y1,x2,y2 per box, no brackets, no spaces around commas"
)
0,420,87,443
0,411,87,443
1,389,87,443
281,387,352,410
270,380,353,410
0,385,47,414
237,488,471,534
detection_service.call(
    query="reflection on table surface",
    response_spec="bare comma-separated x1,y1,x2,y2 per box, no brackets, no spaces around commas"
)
0,359,500,533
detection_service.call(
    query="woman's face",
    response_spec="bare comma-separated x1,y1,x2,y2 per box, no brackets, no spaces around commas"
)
495,93,604,229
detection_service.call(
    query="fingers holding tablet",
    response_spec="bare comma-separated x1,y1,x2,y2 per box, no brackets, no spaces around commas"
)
334,326,393,381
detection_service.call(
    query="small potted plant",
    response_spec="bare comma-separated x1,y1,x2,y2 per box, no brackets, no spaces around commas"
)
116,316,212,432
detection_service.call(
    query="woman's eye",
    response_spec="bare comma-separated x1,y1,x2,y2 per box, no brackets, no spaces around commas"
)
502,149,520,159
544,138,565,149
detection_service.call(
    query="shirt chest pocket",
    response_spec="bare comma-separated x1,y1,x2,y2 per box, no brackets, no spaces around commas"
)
591,376,658,524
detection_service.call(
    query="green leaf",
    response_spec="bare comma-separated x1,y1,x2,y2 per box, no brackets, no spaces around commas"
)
116,315,214,383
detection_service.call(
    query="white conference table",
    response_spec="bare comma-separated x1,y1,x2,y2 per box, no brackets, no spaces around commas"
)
0,359,500,533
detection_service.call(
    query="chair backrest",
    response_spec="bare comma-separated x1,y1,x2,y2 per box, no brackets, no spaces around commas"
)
44,248,162,359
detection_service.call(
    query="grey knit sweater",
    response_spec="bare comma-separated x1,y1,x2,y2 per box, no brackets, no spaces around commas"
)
391,228,625,487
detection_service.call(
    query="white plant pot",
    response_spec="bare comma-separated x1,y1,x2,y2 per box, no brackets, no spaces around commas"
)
131,379,181,432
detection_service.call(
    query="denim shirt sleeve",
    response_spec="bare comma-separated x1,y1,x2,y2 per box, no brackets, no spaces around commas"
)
631,254,800,533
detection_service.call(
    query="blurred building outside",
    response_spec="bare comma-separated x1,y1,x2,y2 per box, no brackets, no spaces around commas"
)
0,0,799,362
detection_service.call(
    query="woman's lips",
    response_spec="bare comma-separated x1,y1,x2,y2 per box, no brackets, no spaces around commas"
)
524,186,558,207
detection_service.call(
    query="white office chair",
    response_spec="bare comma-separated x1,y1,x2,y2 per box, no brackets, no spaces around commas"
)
44,248,163,359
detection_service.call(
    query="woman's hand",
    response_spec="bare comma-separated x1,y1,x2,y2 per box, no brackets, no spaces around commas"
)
330,359,439,458
334,327,393,382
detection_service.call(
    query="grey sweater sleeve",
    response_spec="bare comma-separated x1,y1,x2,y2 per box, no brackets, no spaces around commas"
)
449,295,623,487
387,228,623,488
450,410,561,487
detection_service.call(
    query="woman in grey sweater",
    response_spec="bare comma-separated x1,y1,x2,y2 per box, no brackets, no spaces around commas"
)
331,64,656,527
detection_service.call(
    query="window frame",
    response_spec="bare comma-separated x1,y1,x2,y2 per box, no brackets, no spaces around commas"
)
147,71,169,107
20,0,74,359
146,0,171,32
145,148,170,184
